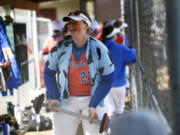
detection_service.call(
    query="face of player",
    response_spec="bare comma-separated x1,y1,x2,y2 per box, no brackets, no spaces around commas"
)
67,20,88,37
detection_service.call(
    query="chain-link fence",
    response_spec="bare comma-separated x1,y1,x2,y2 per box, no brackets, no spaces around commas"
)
124,0,173,133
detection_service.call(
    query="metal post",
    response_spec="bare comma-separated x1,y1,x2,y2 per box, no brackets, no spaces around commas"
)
166,0,180,134
128,0,139,111
130,64,138,111
32,11,41,89
134,0,143,107
120,0,124,21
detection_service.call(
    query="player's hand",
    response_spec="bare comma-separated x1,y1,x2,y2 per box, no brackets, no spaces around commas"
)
48,100,60,112
88,107,98,124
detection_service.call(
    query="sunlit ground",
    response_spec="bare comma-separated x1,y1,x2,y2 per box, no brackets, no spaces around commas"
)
25,130,53,135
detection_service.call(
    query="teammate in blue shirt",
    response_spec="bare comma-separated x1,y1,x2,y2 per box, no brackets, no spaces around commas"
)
102,25,136,118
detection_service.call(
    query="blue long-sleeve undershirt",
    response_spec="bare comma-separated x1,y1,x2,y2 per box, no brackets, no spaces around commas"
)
44,65,114,108
44,65,59,99
89,72,113,108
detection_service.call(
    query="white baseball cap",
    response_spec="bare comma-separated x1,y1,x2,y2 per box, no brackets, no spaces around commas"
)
63,10,91,27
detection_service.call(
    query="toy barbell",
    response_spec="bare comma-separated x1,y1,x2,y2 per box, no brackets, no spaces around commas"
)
31,94,111,133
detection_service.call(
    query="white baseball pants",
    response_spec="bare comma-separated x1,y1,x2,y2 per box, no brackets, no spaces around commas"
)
52,96,107,135
105,85,126,115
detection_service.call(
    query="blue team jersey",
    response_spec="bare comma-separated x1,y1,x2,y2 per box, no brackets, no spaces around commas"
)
104,39,136,87
0,17,22,90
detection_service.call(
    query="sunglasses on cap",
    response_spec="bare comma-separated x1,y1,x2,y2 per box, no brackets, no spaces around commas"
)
68,11,91,22
68,11,81,16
